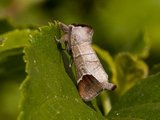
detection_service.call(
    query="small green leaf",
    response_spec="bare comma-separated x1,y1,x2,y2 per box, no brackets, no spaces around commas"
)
0,29,31,80
0,29,31,120
93,45,116,83
115,53,148,95
108,73,160,120
19,23,105,120
92,45,117,116
0,29,30,52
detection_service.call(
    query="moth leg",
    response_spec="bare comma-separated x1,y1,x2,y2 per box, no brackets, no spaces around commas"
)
69,56,73,68
54,36,65,51
60,33,72,54
54,35,60,43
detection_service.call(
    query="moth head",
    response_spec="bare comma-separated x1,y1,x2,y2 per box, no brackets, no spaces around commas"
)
69,24,94,43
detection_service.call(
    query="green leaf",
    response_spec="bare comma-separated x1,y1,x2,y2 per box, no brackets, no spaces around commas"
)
115,53,148,95
0,29,31,120
0,29,30,52
93,45,116,83
92,45,117,115
18,23,105,120
107,73,160,120
93,45,117,115
0,29,31,80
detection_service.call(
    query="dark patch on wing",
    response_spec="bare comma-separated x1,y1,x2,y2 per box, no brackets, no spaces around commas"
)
78,75,103,101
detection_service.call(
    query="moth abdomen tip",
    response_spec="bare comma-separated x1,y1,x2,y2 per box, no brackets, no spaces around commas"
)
111,84,117,91
103,82,117,91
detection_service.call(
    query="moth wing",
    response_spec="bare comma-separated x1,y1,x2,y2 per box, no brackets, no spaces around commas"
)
78,74,116,101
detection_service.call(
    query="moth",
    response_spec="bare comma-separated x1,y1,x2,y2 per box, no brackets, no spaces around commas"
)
58,22,116,101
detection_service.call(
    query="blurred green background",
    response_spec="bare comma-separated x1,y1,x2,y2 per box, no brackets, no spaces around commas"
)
0,0,160,120
0,0,160,65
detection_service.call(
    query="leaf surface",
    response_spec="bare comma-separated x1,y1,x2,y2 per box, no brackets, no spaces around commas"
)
0,29,30,120
108,73,160,120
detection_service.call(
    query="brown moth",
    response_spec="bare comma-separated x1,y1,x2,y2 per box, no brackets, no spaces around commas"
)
59,22,116,101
